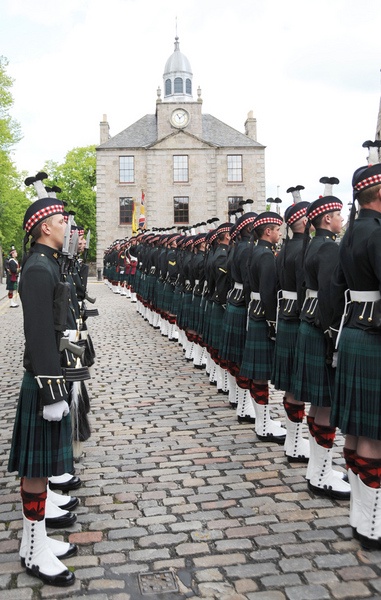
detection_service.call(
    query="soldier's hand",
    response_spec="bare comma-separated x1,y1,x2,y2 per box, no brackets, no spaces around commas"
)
43,400,70,422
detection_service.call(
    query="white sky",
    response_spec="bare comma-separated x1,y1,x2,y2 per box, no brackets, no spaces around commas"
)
1,0,380,215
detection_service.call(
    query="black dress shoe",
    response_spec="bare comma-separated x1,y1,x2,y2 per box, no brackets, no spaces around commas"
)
21,543,78,567
57,497,79,511
49,476,82,492
26,564,75,587
46,512,77,529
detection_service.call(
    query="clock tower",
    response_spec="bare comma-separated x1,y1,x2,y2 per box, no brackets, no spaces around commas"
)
156,37,203,139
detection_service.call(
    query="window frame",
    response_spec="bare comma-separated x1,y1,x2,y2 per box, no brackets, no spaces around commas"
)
119,196,133,224
174,196,189,224
173,155,189,183
227,155,243,182
119,156,135,184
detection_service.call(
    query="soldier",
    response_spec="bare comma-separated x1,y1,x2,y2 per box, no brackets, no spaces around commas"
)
330,143,381,548
272,201,310,462
8,197,77,586
240,211,287,442
291,193,350,499
5,246,20,307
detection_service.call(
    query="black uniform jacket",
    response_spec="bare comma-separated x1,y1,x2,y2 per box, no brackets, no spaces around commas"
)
19,243,68,405
246,239,277,322
228,235,253,307
300,228,339,332
210,243,231,305
276,231,305,320
330,208,381,336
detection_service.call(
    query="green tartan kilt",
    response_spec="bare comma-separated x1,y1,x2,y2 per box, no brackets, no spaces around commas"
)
291,320,334,407
162,282,175,312
331,327,381,439
209,302,225,353
188,294,200,332
135,270,143,296
155,279,165,312
240,319,275,380
219,303,247,365
171,285,182,317
177,291,193,329
271,319,300,392
197,296,207,339
8,372,74,478
202,298,213,346
145,274,156,305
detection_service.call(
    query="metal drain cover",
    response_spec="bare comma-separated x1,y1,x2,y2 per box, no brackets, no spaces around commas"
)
138,571,178,595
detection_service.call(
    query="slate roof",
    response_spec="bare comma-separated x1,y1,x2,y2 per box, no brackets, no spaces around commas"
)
97,113,264,150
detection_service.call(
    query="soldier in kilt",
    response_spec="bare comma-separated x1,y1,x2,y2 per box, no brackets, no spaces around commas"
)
291,195,350,499
240,212,286,443
8,198,77,586
219,209,258,418
330,150,381,548
271,201,310,462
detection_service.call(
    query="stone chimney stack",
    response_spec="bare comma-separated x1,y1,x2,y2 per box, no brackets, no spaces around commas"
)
100,114,110,144
244,110,257,141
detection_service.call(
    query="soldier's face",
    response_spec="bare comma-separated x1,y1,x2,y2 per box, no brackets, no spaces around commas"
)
47,214,66,250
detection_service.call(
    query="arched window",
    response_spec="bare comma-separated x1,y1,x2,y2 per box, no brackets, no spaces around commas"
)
165,79,172,96
174,77,183,93
186,78,192,95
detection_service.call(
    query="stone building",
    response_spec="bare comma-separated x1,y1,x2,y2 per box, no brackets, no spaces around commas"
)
96,37,266,268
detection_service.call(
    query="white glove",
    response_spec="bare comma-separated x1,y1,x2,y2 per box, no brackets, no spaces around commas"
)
332,352,338,369
43,400,70,422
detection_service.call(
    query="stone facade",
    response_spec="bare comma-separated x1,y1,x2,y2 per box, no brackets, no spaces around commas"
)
95,39,266,269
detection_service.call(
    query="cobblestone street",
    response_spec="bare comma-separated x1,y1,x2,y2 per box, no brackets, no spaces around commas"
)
1,279,381,600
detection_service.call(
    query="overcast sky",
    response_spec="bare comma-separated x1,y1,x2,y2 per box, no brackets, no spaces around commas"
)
2,0,380,215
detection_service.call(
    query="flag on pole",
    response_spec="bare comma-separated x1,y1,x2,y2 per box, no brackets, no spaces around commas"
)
132,198,138,234
139,189,146,229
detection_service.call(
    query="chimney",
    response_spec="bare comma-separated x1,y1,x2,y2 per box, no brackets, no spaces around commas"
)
244,110,257,141
100,114,110,144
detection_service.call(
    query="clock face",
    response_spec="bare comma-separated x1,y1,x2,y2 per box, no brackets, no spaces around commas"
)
171,108,189,128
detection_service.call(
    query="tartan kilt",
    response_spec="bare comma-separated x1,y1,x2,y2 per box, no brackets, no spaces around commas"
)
240,318,275,380
177,290,193,329
196,296,207,339
8,372,73,478
219,303,247,365
188,294,201,332
291,320,334,407
155,279,165,312
209,302,225,354
129,272,136,291
271,319,300,392
162,282,175,313
202,298,213,347
331,327,381,439
171,285,182,317
145,274,156,305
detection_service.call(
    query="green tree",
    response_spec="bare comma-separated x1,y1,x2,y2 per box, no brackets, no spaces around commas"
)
42,146,97,261
0,56,29,266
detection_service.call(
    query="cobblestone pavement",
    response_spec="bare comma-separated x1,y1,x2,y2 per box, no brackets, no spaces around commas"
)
1,279,381,600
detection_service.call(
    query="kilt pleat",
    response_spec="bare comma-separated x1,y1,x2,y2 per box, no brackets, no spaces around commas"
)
271,319,300,392
177,291,192,329
291,320,334,407
188,294,202,332
240,319,274,380
202,299,213,346
8,372,73,478
162,282,175,313
209,302,225,353
331,327,381,439
219,304,247,365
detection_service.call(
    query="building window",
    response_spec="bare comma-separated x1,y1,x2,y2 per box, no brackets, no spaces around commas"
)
174,77,183,94
165,79,172,96
228,197,243,212
119,156,134,183
186,78,192,94
174,196,189,223
173,155,189,182
227,155,242,182
120,197,133,224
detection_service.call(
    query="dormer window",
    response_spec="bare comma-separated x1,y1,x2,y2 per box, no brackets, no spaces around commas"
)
174,77,183,94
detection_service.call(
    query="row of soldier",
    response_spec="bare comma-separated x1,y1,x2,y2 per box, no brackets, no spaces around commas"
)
7,173,97,586
104,140,381,553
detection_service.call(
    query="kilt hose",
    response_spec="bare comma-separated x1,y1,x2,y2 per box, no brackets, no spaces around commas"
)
271,319,300,392
8,371,73,478
331,327,381,440
240,318,275,381
291,320,334,408
219,303,247,368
